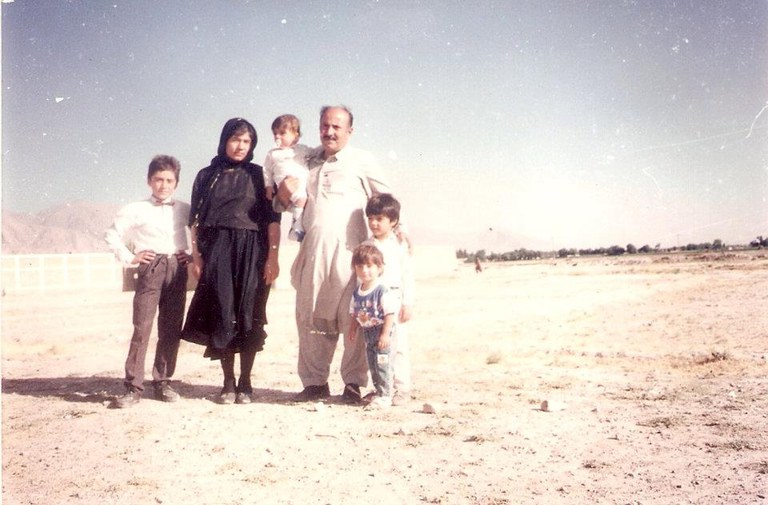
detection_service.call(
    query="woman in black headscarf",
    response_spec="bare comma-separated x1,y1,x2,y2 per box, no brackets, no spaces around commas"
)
183,117,281,404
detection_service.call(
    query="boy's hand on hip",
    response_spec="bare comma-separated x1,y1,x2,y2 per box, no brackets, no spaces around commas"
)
132,250,156,265
175,251,192,266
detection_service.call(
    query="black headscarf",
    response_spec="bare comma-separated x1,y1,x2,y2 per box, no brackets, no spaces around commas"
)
212,117,258,166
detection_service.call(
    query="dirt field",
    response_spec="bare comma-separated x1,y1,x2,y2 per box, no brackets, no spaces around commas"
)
2,251,767,504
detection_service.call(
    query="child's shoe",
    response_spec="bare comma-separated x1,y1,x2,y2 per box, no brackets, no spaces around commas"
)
364,395,392,410
288,218,305,242
391,391,409,406
288,227,305,242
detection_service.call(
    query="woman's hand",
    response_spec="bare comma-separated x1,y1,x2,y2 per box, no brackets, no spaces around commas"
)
191,254,204,280
263,250,279,284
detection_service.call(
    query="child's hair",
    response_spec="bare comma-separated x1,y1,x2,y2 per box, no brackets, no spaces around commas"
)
351,243,385,268
147,155,181,182
365,193,400,223
271,114,301,137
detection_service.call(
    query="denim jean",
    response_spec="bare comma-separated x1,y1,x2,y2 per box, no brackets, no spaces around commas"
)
363,325,393,397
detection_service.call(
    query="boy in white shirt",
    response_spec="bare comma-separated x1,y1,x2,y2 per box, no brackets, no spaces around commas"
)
105,155,191,408
363,193,415,406
263,114,310,241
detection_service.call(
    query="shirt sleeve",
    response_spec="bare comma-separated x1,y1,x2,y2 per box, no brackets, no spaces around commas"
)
358,149,410,232
380,287,398,316
399,243,416,306
263,151,276,188
104,205,137,267
359,149,392,197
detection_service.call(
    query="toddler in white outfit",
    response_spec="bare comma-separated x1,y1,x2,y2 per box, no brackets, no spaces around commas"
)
263,114,310,241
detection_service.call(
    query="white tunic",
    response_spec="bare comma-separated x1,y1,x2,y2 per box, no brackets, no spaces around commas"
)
290,145,392,334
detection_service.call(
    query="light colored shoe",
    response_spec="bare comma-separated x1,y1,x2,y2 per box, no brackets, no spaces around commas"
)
236,392,252,404
218,389,236,405
391,391,409,406
288,228,305,242
114,389,141,408
365,395,392,410
154,382,180,403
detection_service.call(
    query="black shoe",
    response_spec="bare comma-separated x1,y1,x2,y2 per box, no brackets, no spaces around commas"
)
153,382,180,403
114,388,141,408
293,383,330,402
340,383,362,405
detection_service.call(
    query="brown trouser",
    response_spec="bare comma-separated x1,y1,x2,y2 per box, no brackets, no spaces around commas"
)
124,254,187,392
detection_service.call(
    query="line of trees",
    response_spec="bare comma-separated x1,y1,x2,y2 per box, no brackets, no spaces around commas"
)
457,235,767,263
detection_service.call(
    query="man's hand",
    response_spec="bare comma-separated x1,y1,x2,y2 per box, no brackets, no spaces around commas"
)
395,226,414,255
399,305,413,324
276,176,300,208
347,321,358,342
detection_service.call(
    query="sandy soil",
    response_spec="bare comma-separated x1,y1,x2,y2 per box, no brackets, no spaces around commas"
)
2,251,767,504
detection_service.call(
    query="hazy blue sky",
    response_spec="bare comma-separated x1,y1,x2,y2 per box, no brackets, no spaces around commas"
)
3,1,767,249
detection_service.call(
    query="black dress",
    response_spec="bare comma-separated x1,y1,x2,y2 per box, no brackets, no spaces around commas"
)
182,158,280,359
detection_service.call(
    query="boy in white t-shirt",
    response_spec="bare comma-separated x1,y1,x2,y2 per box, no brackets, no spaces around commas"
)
363,193,415,406
263,114,310,241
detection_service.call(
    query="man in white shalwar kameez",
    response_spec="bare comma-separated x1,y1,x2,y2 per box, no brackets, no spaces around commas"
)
277,105,393,403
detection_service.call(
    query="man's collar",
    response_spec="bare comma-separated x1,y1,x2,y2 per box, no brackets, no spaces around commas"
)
313,145,352,162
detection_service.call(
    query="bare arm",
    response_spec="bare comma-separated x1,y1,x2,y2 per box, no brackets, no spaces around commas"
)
378,313,396,351
263,221,281,284
190,225,204,280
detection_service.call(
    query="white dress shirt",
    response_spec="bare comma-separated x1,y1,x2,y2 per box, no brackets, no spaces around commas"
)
105,197,191,267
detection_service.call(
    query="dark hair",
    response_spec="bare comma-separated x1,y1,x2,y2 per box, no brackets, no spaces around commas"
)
320,105,353,127
217,117,258,163
271,114,301,137
351,243,384,268
365,193,400,223
147,155,181,182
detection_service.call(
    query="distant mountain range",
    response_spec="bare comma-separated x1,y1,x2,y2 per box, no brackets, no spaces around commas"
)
2,200,542,255
2,201,119,254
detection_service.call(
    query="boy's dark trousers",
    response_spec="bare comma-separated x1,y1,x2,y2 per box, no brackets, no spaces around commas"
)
124,254,187,392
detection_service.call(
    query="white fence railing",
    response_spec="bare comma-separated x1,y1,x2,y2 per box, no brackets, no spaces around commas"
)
1,253,124,293
1,246,459,294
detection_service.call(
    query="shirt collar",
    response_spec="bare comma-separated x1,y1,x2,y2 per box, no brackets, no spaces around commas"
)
151,196,175,206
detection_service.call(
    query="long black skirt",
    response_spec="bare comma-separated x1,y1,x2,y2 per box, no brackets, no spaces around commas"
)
182,227,266,359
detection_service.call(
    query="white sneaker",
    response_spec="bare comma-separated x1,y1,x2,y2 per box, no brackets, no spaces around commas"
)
365,395,392,409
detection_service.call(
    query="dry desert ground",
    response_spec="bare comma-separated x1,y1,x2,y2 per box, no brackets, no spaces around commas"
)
2,251,767,504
